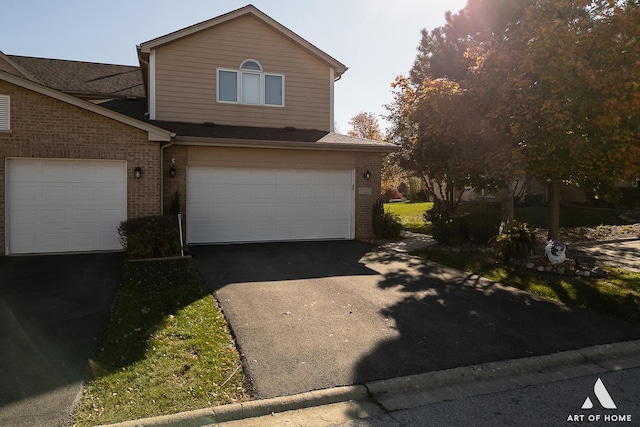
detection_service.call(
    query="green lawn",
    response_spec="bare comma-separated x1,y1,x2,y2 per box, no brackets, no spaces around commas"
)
413,249,640,323
385,201,631,235
74,259,247,426
385,202,434,234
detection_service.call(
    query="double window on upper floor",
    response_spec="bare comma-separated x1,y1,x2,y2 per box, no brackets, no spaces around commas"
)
217,60,284,107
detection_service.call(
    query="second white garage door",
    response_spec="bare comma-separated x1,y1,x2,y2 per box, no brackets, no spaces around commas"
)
187,167,354,244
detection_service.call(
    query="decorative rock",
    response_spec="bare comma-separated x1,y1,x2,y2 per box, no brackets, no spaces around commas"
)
537,266,545,272
526,262,535,269
576,270,591,277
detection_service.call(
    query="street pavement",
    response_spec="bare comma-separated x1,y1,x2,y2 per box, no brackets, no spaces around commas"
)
335,367,640,427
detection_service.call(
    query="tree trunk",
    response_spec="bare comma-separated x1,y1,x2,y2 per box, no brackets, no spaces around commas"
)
501,184,515,224
548,180,561,241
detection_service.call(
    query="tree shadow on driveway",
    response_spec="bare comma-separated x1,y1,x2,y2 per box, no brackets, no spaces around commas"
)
353,249,640,385
192,241,640,400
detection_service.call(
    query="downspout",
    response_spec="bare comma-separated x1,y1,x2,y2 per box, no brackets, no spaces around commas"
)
160,139,175,215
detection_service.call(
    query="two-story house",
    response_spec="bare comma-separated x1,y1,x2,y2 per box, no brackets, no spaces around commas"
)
0,4,394,255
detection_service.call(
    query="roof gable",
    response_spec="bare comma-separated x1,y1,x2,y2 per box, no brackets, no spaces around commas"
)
137,4,348,77
0,70,172,141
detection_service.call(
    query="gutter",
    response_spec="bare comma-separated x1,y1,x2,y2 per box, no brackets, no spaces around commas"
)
171,136,397,153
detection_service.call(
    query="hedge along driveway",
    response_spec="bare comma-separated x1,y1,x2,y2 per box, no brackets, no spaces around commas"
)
118,215,183,259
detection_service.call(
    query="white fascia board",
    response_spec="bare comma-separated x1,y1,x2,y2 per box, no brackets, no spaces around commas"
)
149,50,157,121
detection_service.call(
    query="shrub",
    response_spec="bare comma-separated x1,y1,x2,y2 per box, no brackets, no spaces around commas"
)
118,216,182,259
382,212,403,238
425,210,498,246
490,220,536,265
372,198,385,238
425,211,456,245
372,198,403,239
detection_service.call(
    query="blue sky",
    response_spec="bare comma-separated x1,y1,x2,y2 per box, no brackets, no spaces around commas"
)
1,0,468,132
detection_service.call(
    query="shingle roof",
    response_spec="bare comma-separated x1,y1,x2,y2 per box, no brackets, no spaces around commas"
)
98,97,395,152
7,55,144,99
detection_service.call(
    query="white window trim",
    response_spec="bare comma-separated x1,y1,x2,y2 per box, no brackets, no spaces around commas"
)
216,67,285,107
0,95,10,131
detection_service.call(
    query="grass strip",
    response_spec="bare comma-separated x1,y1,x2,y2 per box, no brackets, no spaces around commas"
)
74,259,247,426
413,249,640,324
385,202,434,234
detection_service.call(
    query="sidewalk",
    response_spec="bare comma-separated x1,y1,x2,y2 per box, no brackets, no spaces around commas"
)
97,340,640,426
568,238,640,272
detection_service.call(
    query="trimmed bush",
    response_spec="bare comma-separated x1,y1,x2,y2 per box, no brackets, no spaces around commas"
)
118,216,182,259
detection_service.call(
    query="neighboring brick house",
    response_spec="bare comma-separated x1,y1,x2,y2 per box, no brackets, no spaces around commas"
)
0,5,394,255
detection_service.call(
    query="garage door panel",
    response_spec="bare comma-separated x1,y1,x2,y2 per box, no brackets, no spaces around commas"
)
42,209,67,225
187,166,354,244
7,159,126,254
73,186,98,202
100,208,126,224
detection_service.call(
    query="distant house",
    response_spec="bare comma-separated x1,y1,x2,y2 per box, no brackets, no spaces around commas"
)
0,5,395,255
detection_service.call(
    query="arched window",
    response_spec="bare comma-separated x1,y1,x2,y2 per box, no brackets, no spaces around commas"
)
240,59,262,71
217,59,284,107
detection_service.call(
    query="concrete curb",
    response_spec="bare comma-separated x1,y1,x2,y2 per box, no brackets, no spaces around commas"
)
96,385,368,427
367,340,640,395
97,340,640,427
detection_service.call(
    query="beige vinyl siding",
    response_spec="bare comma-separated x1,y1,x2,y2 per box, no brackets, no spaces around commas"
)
187,146,356,169
154,15,331,130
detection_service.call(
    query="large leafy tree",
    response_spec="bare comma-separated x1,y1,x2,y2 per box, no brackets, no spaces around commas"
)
475,0,640,238
388,0,527,219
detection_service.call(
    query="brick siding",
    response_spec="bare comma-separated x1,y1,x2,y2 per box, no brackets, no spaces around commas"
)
354,152,383,241
0,80,161,255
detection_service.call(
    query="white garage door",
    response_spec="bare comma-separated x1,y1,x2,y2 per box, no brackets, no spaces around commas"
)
6,158,127,254
187,167,354,244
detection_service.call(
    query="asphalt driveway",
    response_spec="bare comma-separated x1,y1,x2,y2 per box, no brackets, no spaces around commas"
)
0,253,122,427
193,241,640,399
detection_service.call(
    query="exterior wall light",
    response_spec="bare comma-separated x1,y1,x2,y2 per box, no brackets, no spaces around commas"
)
134,166,142,179
169,165,176,178
363,169,371,181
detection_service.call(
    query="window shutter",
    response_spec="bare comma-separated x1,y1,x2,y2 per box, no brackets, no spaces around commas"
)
0,95,9,130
